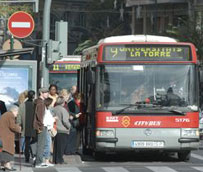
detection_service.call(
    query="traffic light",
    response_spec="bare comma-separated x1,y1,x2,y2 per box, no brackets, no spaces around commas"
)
55,21,68,57
46,21,68,64
46,40,61,64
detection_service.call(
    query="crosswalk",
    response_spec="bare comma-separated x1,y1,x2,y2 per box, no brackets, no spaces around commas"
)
54,166,203,172
30,152,203,172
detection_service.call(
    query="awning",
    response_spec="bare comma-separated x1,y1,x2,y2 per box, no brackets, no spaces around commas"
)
126,0,187,7
0,48,34,57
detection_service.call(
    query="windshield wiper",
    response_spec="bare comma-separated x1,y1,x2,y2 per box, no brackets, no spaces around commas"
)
114,104,138,115
114,103,161,115
168,109,185,115
114,103,187,115
162,107,187,115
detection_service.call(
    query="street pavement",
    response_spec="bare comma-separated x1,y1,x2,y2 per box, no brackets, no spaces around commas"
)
10,141,203,172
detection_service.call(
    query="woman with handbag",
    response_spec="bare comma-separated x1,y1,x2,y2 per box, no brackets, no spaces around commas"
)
65,92,81,155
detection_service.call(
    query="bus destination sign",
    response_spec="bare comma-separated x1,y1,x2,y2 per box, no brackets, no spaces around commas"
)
103,45,191,61
49,63,80,72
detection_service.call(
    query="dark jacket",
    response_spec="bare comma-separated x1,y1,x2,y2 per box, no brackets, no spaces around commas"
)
33,98,45,131
67,100,80,128
0,100,7,115
0,112,21,155
17,100,36,137
68,100,80,115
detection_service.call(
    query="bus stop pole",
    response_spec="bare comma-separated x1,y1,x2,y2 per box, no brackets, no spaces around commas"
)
41,0,52,87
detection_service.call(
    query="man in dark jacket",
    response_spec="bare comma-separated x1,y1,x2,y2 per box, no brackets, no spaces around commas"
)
17,90,36,163
33,87,49,168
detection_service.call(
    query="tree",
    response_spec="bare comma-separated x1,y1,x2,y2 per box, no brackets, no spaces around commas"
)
73,0,130,55
0,2,32,18
165,13,203,61
73,40,95,55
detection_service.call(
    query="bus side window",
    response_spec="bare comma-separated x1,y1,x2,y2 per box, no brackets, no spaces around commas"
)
87,67,96,113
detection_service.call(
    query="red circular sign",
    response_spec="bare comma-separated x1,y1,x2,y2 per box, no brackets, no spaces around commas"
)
8,11,35,38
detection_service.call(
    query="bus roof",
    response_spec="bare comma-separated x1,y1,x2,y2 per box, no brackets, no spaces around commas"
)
57,55,81,62
98,35,177,44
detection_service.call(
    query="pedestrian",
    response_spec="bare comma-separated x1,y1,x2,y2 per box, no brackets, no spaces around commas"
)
17,90,37,163
49,84,58,107
69,85,77,101
16,90,28,106
52,96,71,164
66,92,82,155
33,87,49,168
58,89,73,155
43,97,56,167
0,105,21,171
16,90,28,154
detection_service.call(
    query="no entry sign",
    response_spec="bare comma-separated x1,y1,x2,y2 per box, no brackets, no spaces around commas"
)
8,11,35,38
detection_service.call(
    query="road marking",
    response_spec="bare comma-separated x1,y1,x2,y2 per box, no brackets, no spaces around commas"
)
192,167,203,171
11,22,31,28
147,166,177,172
191,153,203,161
57,167,82,172
102,167,129,172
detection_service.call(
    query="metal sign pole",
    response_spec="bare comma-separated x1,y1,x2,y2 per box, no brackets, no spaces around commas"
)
41,0,52,87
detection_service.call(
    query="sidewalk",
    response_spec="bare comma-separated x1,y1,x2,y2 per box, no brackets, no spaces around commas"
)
13,154,83,171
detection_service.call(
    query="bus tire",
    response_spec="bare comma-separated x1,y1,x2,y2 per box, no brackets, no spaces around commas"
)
82,146,92,155
178,151,191,161
93,151,105,161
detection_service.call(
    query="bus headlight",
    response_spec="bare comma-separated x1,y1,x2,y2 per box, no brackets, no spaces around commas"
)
181,129,199,137
96,130,114,137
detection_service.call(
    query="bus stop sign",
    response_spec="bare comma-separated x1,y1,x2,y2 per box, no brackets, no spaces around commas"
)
8,11,35,38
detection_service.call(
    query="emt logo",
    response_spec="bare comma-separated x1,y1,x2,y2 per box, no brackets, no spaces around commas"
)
121,116,130,127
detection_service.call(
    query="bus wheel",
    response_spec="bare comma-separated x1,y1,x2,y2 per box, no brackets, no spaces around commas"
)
82,146,92,155
178,151,191,161
93,151,105,161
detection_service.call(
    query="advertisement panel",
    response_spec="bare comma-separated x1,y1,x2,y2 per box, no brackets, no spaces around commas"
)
0,60,37,109
0,67,29,108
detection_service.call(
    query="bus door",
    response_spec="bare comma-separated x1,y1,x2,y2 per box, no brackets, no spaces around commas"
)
82,66,96,152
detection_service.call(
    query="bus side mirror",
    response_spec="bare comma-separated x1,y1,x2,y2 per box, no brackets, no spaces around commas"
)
87,70,95,84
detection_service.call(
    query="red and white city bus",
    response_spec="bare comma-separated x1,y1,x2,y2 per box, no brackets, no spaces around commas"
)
49,56,80,90
79,35,200,161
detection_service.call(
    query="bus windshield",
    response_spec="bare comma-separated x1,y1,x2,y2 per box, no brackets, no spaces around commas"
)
49,73,77,90
97,64,197,112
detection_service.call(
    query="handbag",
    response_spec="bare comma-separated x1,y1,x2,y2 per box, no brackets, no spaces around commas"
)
49,128,57,137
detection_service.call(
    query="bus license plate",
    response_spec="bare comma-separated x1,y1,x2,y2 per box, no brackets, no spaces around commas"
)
131,141,164,148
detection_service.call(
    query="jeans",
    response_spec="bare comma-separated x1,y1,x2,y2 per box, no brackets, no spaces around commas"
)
43,129,51,160
35,127,46,165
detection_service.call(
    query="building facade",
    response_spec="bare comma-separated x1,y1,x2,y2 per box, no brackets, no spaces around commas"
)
37,0,90,54
125,0,203,35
